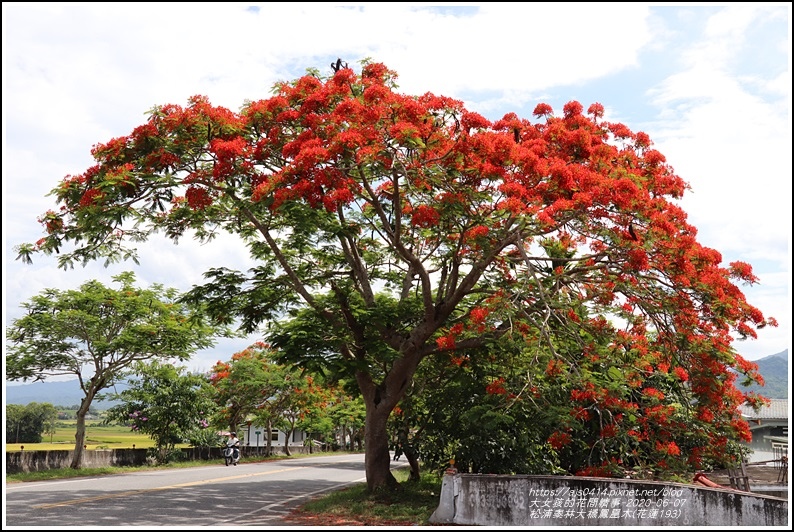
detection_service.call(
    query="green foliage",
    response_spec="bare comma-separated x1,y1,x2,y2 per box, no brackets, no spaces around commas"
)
406,351,560,476
324,386,366,450
6,403,59,444
267,292,424,382
104,361,218,463
292,375,357,449
147,446,186,464
209,344,366,454
184,427,224,449
208,342,302,434
5,271,228,468
5,271,225,383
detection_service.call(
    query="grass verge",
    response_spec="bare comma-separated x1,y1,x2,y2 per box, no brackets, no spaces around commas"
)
286,468,443,526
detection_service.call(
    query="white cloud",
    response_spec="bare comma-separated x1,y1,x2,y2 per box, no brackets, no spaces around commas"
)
642,4,791,361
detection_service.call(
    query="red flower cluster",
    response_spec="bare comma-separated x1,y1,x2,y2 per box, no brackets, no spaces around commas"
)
185,186,213,210
548,431,572,450
411,205,440,227
485,377,507,395
655,441,681,456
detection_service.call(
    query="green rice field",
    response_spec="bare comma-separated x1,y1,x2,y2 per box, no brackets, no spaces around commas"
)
6,421,159,452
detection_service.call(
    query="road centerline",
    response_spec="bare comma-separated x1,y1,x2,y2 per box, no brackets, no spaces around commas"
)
32,466,307,509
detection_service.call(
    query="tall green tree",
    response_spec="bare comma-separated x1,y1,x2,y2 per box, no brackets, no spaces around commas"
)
325,384,366,452
16,60,774,490
5,272,225,468
5,404,27,444
104,360,218,463
270,373,325,456
5,402,59,444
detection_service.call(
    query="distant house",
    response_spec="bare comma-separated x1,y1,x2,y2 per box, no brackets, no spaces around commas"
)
238,424,310,449
739,398,788,463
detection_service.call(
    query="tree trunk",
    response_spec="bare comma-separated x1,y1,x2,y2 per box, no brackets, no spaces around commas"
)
70,393,94,469
266,419,273,457
404,446,421,481
283,428,292,456
354,355,420,492
363,402,398,492
347,428,358,450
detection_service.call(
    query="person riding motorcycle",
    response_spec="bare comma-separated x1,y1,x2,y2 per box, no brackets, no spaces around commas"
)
224,432,241,466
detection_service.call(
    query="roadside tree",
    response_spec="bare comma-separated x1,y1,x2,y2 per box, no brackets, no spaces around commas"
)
104,360,218,463
270,373,325,456
5,402,59,444
5,272,224,468
293,377,350,452
325,385,366,452
16,60,774,489
208,342,298,454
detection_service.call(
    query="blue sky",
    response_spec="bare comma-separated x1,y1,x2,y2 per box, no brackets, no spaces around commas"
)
3,3,791,380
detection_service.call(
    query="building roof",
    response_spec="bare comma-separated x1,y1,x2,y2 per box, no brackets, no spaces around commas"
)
739,398,788,420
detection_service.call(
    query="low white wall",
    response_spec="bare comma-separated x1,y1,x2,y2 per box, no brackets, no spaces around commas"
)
5,446,321,474
429,473,788,527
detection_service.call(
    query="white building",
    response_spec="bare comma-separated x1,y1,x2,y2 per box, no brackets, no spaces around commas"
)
238,423,310,449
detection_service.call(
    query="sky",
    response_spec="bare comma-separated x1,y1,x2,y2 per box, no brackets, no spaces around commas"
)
3,3,791,384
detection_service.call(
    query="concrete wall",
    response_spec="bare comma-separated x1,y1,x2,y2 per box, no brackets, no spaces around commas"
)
6,445,324,474
6,448,149,473
430,473,788,527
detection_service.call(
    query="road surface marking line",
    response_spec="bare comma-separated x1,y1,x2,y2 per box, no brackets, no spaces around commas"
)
32,467,305,509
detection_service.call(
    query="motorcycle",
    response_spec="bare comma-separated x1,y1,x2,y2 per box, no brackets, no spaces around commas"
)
223,445,240,466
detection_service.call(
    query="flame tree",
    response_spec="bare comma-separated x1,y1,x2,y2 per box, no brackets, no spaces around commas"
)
16,60,774,490
207,342,294,438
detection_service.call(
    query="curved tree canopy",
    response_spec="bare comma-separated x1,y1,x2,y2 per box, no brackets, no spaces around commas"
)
16,60,775,489
5,271,223,468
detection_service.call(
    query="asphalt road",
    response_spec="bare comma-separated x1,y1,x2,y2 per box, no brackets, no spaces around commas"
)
5,452,403,528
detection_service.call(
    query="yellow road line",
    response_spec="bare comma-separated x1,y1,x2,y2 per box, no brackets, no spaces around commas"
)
33,466,305,509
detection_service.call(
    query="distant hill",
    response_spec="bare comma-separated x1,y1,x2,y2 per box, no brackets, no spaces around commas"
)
5,379,129,409
5,350,788,406
736,349,789,399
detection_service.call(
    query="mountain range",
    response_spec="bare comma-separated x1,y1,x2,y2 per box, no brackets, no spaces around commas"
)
735,349,789,399
5,350,789,407
5,379,129,409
